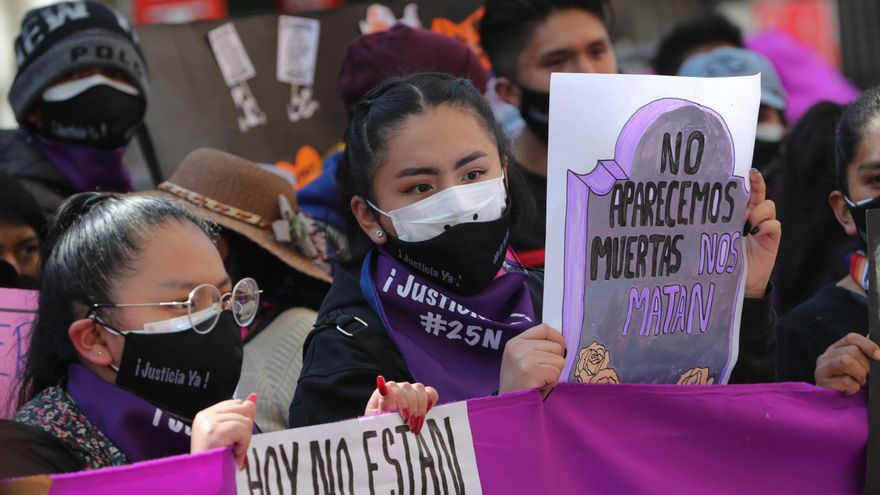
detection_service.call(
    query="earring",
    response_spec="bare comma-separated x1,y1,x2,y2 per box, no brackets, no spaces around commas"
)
97,351,103,356
375,230,385,238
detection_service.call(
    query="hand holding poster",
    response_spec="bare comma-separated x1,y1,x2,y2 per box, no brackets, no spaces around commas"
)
543,73,761,385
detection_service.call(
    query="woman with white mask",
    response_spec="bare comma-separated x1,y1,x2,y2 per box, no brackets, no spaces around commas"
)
289,73,782,429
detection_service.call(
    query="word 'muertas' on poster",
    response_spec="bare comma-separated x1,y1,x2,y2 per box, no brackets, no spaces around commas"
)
544,73,761,385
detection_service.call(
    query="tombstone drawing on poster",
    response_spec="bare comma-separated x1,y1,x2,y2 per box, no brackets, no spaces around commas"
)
543,73,761,385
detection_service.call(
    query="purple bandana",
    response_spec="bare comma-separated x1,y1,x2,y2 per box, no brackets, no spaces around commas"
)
361,248,536,402
66,363,192,463
31,133,133,193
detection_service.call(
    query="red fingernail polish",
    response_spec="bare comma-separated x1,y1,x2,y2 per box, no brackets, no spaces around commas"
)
377,375,388,397
427,400,434,411
416,416,425,434
402,408,409,422
246,393,258,404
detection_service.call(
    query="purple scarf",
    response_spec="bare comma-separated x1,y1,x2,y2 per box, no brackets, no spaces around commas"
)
31,133,133,193
361,248,536,402
66,363,191,463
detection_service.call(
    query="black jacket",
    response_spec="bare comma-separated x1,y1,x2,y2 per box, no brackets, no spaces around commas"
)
777,285,867,384
289,261,777,428
0,129,75,215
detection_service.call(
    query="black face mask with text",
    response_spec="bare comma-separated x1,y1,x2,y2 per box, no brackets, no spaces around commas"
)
383,210,512,296
111,312,243,422
38,85,145,149
518,85,551,146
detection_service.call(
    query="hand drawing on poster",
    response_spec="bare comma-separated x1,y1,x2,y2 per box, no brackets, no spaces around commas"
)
277,16,321,123
544,74,760,386
208,22,267,133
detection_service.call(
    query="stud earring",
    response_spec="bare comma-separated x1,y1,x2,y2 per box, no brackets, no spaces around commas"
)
375,230,385,238
97,351,103,356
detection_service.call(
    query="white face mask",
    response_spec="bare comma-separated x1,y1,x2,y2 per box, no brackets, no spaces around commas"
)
368,174,507,242
755,122,785,143
43,73,140,102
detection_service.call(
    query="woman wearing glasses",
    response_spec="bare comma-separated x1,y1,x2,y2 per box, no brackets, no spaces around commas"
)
0,192,434,478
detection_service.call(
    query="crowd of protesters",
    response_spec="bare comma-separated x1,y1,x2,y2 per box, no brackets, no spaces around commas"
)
0,0,875,480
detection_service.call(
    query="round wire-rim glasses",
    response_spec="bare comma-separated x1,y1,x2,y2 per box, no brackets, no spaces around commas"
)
89,277,261,335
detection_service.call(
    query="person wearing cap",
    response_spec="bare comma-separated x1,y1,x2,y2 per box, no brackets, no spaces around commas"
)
0,1,150,215
678,47,788,198
155,148,334,432
296,24,490,234
0,171,46,289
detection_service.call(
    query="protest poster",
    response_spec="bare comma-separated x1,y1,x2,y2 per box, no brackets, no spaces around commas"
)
543,73,761,385
237,401,482,495
0,288,38,418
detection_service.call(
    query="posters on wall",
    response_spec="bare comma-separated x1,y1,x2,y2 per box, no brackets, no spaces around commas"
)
277,16,322,123
208,22,267,133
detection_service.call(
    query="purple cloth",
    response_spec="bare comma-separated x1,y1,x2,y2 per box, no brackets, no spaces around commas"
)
468,382,867,494
66,364,191,463
31,134,133,193
47,448,235,495
361,248,535,402
746,31,859,124
3,382,867,493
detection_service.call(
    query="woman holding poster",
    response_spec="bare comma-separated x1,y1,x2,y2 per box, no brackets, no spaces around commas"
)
0,193,431,479
289,72,781,428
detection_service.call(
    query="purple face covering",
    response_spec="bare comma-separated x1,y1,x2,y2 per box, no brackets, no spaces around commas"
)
66,363,192,463
361,248,536,402
31,133,133,193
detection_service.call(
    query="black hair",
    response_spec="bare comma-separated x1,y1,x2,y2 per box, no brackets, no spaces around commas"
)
652,13,743,76
15,192,216,409
337,72,533,261
835,86,880,194
0,171,46,239
480,0,610,80
776,102,853,314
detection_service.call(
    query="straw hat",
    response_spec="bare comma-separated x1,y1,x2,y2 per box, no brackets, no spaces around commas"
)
156,148,332,283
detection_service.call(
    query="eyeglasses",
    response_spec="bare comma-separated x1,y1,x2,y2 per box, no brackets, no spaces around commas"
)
89,277,261,335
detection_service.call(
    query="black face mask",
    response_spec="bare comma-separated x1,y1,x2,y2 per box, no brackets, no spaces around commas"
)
111,312,243,421
38,85,145,149
383,210,512,296
846,194,880,249
518,85,550,146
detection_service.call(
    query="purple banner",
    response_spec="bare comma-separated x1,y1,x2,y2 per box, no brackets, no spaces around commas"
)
2,384,867,494
470,383,866,494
